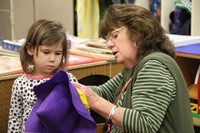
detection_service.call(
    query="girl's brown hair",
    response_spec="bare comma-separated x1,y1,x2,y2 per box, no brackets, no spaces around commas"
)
20,19,68,74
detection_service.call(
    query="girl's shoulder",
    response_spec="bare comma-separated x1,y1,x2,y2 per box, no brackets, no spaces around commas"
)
14,74,28,82
12,74,30,87
14,74,50,84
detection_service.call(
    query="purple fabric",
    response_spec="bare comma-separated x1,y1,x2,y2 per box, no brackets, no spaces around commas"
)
25,71,97,133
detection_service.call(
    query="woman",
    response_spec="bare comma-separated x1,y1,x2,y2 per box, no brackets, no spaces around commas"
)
72,4,194,133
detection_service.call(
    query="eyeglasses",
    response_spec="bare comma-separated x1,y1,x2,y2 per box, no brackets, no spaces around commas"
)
106,26,125,43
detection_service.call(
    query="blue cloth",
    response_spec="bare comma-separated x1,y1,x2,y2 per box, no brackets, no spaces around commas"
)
176,43,200,55
25,71,97,133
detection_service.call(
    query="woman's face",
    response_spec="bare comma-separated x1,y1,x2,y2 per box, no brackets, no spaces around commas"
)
106,26,138,69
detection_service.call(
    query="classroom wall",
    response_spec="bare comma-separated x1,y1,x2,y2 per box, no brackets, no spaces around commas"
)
0,0,74,40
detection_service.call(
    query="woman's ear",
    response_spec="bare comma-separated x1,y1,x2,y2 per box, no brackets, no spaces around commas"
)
133,42,138,48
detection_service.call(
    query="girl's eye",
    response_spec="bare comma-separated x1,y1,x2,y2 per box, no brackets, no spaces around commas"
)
55,52,62,55
43,51,50,54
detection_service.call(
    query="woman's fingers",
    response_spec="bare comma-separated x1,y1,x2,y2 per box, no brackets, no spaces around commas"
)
71,81,100,109
71,81,87,93
71,81,81,88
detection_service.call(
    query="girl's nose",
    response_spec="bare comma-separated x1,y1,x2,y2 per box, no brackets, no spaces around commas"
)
49,54,55,62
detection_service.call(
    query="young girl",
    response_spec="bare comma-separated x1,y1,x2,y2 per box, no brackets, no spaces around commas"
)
8,19,77,132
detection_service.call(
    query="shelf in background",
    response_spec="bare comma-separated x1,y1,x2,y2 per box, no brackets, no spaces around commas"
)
0,47,19,57
189,84,198,100
176,52,200,60
193,113,200,127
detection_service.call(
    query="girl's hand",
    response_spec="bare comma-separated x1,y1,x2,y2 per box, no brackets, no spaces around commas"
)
71,82,100,109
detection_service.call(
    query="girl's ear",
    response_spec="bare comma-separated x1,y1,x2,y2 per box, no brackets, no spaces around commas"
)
27,46,34,56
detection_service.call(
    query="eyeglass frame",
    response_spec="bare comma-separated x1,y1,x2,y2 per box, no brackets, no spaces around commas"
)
106,26,125,43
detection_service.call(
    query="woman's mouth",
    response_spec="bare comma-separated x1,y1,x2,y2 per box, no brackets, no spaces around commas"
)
112,51,117,55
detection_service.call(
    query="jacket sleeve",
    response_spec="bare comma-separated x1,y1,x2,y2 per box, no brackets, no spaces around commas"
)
90,72,123,102
8,79,24,132
122,60,176,133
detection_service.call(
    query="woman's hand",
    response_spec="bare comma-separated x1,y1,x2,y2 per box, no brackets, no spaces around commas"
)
71,82,100,109
72,82,123,129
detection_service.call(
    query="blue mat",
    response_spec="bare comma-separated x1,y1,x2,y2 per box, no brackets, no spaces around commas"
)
176,43,200,55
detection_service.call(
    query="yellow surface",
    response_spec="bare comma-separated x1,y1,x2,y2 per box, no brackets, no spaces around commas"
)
77,0,99,39
77,89,89,109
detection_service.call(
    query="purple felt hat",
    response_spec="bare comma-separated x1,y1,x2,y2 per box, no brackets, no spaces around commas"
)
25,70,97,133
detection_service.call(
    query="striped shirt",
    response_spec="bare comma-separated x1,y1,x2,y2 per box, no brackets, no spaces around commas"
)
91,59,176,133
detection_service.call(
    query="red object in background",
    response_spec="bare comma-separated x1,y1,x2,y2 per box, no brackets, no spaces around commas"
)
0,54,104,77
68,54,104,66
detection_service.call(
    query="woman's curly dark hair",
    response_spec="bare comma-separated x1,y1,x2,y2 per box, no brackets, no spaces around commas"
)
100,4,175,59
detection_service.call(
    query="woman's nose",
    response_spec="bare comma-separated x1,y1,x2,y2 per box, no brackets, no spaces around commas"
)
106,39,114,49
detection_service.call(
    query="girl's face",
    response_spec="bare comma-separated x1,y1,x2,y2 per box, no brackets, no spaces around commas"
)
28,42,64,77
106,26,138,69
